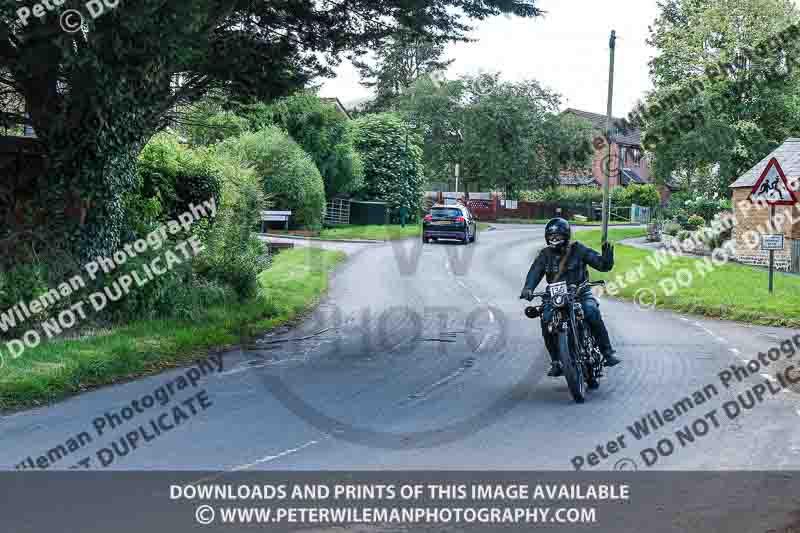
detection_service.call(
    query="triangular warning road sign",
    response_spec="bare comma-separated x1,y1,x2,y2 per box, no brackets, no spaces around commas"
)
748,157,798,205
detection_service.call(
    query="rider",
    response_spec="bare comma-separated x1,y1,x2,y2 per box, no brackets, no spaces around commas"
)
520,217,620,377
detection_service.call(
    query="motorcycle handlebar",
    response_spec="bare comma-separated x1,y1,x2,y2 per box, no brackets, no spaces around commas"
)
519,280,605,301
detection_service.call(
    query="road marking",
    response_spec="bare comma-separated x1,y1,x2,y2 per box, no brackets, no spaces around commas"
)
796,408,800,417
231,440,318,471
714,336,728,344
680,317,690,322
761,374,778,382
729,348,741,355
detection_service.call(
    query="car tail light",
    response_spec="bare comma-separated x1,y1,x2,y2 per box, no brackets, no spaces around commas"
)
423,214,432,222
454,216,465,223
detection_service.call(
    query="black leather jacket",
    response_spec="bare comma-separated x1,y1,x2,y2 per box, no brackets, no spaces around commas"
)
523,241,613,296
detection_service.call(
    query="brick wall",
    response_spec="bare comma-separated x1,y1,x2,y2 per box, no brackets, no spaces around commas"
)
731,188,797,271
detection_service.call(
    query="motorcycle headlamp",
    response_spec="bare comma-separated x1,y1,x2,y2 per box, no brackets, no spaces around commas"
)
553,294,566,308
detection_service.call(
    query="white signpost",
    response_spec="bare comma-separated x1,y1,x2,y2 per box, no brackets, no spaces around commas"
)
761,234,785,251
748,158,799,293
261,210,292,232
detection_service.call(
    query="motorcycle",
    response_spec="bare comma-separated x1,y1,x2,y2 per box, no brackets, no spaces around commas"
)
521,279,607,403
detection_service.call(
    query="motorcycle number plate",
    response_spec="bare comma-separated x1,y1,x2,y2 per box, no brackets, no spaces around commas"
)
548,282,567,297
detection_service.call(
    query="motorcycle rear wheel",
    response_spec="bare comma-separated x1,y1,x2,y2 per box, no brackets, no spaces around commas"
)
558,329,585,403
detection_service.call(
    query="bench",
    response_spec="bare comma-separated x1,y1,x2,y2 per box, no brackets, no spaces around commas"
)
261,210,292,232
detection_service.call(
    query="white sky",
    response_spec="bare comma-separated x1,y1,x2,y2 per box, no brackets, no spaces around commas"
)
318,0,663,117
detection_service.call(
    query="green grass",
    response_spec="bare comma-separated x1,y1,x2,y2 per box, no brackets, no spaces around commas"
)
0,248,346,411
496,218,638,226
319,224,422,240
318,222,492,240
580,229,800,327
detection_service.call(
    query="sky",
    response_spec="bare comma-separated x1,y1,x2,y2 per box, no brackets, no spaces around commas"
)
318,0,663,118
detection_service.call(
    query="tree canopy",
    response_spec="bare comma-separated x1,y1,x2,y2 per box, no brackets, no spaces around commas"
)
644,0,800,197
0,0,542,261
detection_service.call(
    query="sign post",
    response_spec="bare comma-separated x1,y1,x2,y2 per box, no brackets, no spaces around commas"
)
748,157,798,293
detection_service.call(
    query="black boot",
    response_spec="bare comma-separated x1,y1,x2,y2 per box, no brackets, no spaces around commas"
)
603,349,621,367
547,360,564,377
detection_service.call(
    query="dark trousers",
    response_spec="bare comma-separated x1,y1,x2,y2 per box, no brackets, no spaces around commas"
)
540,294,613,361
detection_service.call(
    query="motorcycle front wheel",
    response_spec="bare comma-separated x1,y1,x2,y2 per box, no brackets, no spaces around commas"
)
558,329,585,403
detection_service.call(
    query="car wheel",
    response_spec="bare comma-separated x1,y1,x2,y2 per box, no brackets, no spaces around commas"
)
471,225,477,242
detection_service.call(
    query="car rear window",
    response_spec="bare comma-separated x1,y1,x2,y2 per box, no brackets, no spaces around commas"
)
431,208,462,218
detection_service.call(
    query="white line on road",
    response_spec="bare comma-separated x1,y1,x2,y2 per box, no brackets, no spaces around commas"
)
730,348,741,355
232,440,319,471
761,374,778,383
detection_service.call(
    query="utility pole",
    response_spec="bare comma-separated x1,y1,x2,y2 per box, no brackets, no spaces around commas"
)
602,30,617,245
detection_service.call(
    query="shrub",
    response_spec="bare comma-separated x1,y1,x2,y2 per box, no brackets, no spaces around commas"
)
137,132,223,220
194,179,271,300
685,197,728,222
219,127,325,228
352,113,425,215
243,94,365,198
685,214,706,230
663,222,682,236
610,186,632,207
676,230,693,242
626,184,661,208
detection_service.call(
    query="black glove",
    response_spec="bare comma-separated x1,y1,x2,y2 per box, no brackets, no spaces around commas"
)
520,288,534,300
602,241,614,266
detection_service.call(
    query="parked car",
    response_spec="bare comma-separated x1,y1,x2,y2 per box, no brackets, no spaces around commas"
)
422,204,477,244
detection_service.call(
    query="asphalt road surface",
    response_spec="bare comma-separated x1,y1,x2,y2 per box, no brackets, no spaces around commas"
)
2,225,800,472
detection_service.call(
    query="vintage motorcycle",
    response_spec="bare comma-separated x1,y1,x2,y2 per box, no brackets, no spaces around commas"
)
521,279,607,403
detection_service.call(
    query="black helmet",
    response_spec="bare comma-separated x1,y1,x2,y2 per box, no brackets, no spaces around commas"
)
544,217,571,251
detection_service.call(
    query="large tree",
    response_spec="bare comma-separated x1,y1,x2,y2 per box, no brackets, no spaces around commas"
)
644,0,800,197
0,0,542,262
399,73,594,193
353,32,455,112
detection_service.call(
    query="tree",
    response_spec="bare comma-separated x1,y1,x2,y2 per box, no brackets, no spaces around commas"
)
219,127,326,228
398,73,594,193
0,0,542,262
242,94,365,199
352,113,425,215
459,75,593,193
354,33,454,112
644,0,800,197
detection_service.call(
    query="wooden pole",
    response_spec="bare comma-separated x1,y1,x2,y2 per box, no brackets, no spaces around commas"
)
602,30,617,245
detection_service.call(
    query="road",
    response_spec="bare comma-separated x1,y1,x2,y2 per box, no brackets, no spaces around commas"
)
2,225,800,472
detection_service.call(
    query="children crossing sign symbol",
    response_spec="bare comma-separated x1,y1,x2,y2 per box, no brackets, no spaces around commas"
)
748,157,798,205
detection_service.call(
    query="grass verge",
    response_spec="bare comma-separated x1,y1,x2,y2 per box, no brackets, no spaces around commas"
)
0,248,346,411
317,223,491,240
580,229,800,327
497,218,637,226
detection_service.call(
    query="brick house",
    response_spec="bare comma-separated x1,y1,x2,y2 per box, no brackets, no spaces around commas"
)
558,108,678,204
729,138,800,273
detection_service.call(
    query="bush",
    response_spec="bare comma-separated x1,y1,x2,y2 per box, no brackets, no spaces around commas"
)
685,197,729,222
194,179,271,300
243,94,365,198
663,222,682,236
685,214,706,230
219,127,325,228
610,186,632,207
626,184,661,208
676,230,693,242
137,132,223,220
352,113,425,215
